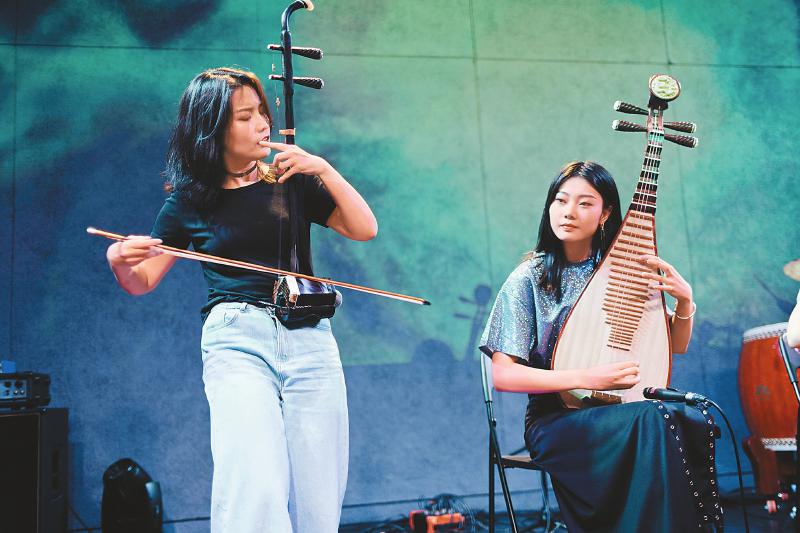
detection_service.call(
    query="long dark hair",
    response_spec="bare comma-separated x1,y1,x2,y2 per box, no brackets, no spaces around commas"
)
530,161,622,301
164,67,273,210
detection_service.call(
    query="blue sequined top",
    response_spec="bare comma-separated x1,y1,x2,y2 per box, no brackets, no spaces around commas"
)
480,253,596,429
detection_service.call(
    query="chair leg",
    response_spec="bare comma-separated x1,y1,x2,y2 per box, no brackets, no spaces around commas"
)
490,425,519,533
540,470,551,532
489,447,495,533
496,460,519,533
540,471,568,532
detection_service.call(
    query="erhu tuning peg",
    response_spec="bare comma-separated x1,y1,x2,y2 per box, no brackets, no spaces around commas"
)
664,121,697,133
612,119,646,133
664,134,699,148
293,77,324,89
613,101,648,115
290,46,323,60
268,75,324,90
268,44,323,60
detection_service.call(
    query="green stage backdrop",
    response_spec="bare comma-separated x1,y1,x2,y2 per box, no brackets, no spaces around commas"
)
1,0,799,529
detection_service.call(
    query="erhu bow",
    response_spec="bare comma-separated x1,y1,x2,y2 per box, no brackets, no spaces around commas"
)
86,227,428,306
551,74,698,408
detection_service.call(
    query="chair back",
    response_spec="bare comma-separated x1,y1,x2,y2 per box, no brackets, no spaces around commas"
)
480,353,494,404
779,333,800,404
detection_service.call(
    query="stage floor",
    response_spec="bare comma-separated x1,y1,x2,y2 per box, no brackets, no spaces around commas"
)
338,500,795,532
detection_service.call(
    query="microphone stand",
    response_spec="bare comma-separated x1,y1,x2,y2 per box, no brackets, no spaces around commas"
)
779,334,800,532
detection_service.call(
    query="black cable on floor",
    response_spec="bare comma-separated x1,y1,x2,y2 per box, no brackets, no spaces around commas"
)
708,399,750,533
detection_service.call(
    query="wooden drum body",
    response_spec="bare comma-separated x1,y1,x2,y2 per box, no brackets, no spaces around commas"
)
738,322,797,496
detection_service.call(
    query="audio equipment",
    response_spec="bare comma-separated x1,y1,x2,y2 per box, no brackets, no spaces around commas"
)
409,510,465,533
0,372,51,409
0,408,68,533
643,386,709,405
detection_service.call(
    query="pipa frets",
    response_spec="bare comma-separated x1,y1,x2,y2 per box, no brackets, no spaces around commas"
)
608,274,649,288
602,213,657,350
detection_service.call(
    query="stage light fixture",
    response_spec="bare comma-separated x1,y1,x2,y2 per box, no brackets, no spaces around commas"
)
101,458,163,533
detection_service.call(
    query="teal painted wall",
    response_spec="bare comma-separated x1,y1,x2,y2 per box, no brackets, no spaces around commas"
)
2,0,799,529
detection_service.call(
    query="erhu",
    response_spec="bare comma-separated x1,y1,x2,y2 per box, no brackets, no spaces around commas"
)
263,0,340,322
551,74,699,409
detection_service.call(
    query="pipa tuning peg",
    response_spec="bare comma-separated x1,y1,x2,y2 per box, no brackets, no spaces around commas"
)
613,101,648,115
612,119,646,133
664,134,699,148
664,121,697,133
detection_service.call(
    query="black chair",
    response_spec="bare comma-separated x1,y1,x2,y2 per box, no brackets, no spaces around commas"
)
778,332,800,532
480,354,563,533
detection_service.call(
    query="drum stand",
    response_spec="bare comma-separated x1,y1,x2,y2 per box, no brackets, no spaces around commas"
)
779,334,800,532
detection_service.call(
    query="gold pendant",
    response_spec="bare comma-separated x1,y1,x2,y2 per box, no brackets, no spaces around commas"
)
260,163,278,184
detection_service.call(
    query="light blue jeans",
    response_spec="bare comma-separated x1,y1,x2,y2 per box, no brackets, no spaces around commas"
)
200,302,348,533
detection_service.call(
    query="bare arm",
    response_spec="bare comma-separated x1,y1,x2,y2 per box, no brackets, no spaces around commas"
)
264,141,378,241
669,299,695,354
491,351,640,394
319,164,378,242
638,255,694,354
788,297,800,348
106,236,177,295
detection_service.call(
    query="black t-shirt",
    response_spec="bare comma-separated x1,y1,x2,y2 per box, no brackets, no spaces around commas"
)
150,175,336,321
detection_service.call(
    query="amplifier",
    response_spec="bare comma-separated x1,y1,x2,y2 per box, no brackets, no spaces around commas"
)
0,372,51,409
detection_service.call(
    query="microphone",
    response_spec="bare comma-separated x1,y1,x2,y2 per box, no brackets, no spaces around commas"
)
642,387,709,405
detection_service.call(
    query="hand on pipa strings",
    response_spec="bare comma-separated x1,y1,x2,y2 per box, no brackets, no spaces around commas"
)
580,360,641,391
637,254,693,306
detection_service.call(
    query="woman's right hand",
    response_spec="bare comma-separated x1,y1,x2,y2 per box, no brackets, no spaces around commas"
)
107,236,163,268
579,361,640,390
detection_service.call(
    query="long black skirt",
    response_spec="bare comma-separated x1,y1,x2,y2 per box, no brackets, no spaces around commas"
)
525,400,722,533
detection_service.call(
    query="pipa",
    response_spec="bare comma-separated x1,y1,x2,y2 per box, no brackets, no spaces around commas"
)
551,74,699,409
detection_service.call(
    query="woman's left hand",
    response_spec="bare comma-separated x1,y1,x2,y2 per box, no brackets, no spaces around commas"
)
637,254,693,306
260,141,331,183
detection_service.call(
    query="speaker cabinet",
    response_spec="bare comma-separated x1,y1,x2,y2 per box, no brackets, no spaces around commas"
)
0,408,68,533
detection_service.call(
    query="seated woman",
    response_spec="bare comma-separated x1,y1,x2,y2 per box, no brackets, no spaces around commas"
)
480,161,720,532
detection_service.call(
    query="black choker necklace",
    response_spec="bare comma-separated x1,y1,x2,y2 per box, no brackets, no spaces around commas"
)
228,162,258,177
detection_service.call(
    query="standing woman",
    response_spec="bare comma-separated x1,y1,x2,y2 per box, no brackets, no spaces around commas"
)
480,161,720,532
105,67,377,532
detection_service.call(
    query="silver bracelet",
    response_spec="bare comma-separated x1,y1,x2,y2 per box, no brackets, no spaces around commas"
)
674,301,697,320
